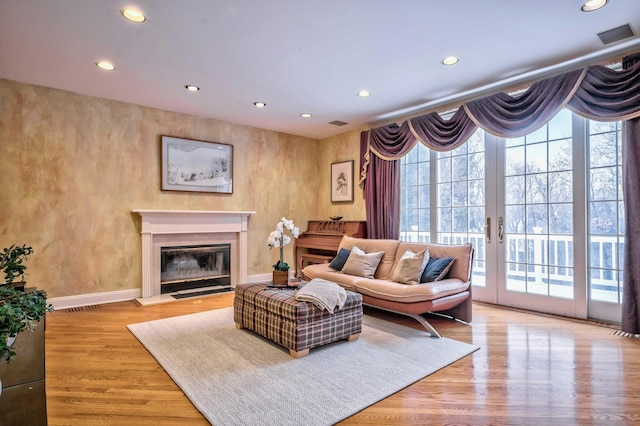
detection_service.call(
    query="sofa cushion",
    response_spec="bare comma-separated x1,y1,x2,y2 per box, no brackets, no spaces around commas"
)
354,278,470,303
301,263,364,292
420,256,456,283
341,246,384,279
391,249,429,285
423,243,473,282
328,248,351,271
338,236,400,280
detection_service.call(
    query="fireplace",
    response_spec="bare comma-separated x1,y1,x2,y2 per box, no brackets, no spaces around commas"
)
134,210,255,300
160,244,230,293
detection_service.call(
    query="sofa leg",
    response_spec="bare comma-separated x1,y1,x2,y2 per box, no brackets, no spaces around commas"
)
363,303,441,338
407,314,442,338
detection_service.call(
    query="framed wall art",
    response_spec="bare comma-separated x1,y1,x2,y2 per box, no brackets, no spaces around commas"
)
331,160,354,202
161,136,233,193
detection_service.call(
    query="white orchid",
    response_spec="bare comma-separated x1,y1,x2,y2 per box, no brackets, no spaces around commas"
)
267,217,299,271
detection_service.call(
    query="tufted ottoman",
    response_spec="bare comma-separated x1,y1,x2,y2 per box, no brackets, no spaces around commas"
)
233,283,363,358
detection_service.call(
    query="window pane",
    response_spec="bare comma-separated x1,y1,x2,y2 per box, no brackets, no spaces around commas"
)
526,126,547,144
590,133,617,167
590,167,617,201
526,204,548,234
590,201,618,235
468,153,485,179
548,139,572,172
505,176,525,204
439,208,452,232
506,205,525,233
525,174,547,204
453,181,467,206
469,180,485,206
548,171,572,203
548,109,572,140
452,156,468,180
439,183,452,207
438,157,451,182
549,203,573,234
526,143,548,173
506,146,525,175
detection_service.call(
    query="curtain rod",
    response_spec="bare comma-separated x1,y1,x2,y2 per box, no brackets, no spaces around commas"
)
373,38,640,126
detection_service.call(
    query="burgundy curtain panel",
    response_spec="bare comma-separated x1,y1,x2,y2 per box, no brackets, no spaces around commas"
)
360,56,640,331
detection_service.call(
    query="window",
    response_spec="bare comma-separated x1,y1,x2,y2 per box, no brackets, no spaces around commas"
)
400,142,431,243
588,120,624,303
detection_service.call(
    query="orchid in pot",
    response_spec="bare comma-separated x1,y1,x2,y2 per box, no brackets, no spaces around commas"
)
266,217,299,284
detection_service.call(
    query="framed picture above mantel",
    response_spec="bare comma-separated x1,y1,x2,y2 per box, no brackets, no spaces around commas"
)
161,136,233,194
331,160,354,203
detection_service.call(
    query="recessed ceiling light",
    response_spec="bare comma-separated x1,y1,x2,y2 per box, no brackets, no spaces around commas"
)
357,90,371,97
96,61,115,71
300,113,312,118
581,0,607,12
254,101,266,108
185,85,199,92
442,56,459,65
121,9,146,22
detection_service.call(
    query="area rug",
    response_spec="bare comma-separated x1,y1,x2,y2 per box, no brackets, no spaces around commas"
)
128,307,479,426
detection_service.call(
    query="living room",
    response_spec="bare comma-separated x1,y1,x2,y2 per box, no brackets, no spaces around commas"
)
3,1,640,424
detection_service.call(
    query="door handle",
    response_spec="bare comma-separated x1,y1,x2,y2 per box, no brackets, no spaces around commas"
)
498,217,504,243
486,217,491,243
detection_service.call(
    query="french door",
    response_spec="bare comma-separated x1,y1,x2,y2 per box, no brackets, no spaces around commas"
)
492,110,585,317
401,109,624,322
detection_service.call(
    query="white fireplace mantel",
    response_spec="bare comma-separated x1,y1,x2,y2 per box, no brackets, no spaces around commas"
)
133,209,255,298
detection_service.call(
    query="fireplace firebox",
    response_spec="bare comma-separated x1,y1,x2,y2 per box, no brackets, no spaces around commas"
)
160,244,230,294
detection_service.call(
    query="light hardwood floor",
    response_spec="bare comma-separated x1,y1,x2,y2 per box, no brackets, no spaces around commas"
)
45,293,640,425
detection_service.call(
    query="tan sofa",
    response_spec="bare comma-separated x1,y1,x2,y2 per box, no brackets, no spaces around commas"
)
301,236,474,337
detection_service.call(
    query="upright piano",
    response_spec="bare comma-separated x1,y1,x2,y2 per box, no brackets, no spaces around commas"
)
294,220,366,277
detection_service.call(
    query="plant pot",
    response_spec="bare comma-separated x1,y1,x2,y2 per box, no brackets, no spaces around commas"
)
11,281,26,292
272,270,289,286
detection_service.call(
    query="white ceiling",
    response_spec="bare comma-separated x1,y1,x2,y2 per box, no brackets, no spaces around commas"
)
2,0,640,140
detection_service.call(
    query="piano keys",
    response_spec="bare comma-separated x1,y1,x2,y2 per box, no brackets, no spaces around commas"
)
294,220,366,277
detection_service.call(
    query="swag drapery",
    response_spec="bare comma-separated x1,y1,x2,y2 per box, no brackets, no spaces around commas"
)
359,58,640,333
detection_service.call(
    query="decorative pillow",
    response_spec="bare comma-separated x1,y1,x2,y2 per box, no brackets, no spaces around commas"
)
341,246,384,278
328,248,351,271
391,249,429,285
420,257,456,283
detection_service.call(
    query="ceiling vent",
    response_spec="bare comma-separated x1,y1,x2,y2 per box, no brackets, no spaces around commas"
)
329,120,348,126
597,24,635,45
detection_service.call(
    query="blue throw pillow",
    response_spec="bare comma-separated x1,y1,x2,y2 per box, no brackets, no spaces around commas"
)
328,248,351,271
420,256,455,283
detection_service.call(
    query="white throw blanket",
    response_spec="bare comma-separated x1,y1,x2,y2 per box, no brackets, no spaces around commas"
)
295,278,347,314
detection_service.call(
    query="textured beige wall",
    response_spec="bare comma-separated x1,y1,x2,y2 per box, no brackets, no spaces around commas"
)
0,78,364,298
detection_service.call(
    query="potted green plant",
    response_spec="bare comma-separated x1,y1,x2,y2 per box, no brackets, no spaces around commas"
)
1,244,34,290
0,244,52,364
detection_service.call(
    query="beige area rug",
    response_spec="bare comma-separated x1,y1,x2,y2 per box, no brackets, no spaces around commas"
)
128,307,479,426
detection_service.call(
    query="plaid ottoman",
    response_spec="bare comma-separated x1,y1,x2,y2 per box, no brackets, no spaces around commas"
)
233,283,363,358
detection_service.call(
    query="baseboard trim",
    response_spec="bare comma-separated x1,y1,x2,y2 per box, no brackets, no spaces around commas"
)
47,273,278,309
48,288,142,310
249,273,281,283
